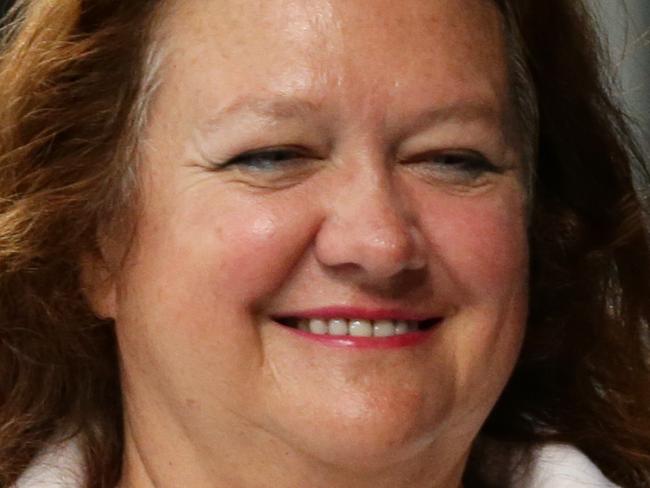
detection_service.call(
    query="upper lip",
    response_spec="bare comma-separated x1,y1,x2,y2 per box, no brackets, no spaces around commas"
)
273,306,438,322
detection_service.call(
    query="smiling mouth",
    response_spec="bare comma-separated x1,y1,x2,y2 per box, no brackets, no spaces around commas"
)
274,317,441,338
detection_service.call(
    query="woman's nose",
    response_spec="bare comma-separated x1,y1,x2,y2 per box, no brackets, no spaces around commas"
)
314,174,428,283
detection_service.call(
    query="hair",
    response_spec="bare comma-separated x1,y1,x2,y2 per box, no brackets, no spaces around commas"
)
0,1,648,487
0,1,163,485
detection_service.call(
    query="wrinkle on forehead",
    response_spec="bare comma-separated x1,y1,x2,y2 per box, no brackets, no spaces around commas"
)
149,0,514,155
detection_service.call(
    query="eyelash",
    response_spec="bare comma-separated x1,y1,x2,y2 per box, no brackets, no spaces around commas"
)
219,147,501,176
221,147,307,171
409,151,502,175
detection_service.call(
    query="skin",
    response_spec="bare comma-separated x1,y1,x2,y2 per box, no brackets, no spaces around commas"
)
85,0,529,486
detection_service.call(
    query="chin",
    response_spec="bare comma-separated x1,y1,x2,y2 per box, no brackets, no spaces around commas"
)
273,395,456,472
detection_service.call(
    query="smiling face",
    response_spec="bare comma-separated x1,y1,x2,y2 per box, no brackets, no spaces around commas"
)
89,0,530,486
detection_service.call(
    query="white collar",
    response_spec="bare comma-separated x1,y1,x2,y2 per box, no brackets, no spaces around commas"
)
13,438,83,488
14,440,618,487
512,443,620,487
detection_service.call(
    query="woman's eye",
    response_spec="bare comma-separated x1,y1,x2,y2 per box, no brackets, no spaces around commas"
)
410,151,502,179
221,148,306,171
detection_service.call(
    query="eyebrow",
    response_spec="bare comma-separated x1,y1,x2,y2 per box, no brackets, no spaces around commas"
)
201,94,505,136
393,101,503,135
202,95,324,132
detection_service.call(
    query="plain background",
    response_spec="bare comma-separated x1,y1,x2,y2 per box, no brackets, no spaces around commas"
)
596,0,650,159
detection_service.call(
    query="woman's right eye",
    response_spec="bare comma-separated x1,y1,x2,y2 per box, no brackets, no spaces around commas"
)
220,148,307,171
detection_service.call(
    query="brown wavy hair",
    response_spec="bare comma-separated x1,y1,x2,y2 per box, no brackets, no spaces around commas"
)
0,1,648,487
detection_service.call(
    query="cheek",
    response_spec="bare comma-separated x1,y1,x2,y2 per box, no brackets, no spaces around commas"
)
416,188,529,405
114,185,321,399
199,196,320,306
125,185,320,317
419,188,529,299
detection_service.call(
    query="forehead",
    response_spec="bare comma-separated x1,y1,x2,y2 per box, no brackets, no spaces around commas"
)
153,0,508,131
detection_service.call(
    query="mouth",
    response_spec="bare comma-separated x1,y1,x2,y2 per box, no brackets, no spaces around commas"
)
274,316,441,338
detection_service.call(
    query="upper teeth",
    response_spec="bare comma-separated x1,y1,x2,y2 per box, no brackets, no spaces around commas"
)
298,318,418,337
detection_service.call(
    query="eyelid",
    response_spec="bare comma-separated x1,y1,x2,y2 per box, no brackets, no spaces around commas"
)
404,149,501,169
231,145,306,160
208,145,310,171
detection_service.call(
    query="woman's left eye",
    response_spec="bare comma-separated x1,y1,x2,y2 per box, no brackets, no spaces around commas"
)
414,151,501,175
417,152,501,173
220,148,307,171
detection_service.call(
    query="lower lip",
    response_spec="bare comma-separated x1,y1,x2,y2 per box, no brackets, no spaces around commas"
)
282,325,435,349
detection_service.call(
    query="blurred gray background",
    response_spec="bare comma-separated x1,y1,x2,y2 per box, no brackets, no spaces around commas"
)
594,0,650,160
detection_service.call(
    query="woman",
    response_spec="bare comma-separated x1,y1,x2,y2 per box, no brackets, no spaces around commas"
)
0,0,648,487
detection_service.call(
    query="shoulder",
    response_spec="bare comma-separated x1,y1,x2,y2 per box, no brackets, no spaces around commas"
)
13,438,83,488
512,443,621,488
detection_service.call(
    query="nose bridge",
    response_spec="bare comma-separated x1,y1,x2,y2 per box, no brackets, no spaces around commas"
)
315,160,426,279
349,169,410,244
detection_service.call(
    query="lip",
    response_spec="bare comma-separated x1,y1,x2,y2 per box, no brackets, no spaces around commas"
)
272,306,441,349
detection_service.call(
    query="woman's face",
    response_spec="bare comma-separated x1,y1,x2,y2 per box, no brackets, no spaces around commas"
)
92,0,529,484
